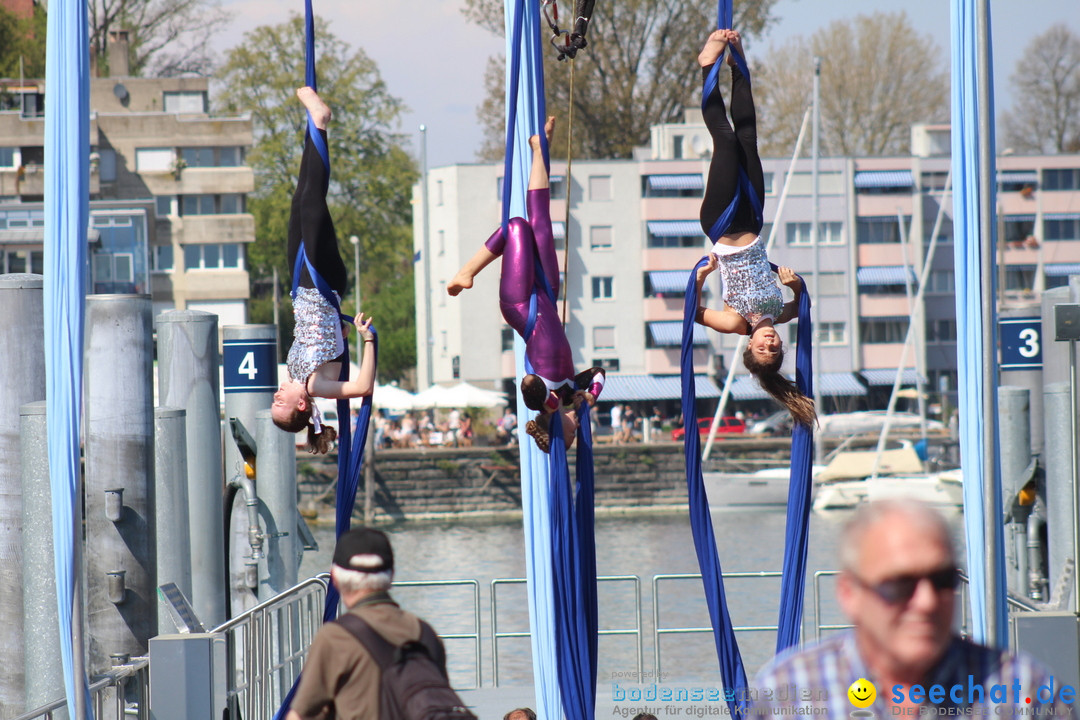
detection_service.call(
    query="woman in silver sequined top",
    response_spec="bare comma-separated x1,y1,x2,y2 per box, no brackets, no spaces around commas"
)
271,88,377,454
691,30,815,427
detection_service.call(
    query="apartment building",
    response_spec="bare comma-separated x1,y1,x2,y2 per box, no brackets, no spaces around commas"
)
413,111,1080,411
0,32,255,323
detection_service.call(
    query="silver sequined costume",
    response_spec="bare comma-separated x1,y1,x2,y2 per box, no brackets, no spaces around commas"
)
287,287,344,385
715,237,783,330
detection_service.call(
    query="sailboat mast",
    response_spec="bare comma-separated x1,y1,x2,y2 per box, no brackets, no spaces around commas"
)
811,57,823,465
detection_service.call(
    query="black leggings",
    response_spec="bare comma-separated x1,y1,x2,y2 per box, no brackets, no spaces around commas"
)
699,64,765,237
287,131,348,294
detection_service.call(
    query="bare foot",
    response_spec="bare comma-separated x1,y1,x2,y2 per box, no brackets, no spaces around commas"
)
528,116,557,151
726,30,744,67
698,29,728,68
447,272,473,296
296,87,331,130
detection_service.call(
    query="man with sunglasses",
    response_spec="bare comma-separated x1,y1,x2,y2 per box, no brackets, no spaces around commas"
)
751,500,1071,716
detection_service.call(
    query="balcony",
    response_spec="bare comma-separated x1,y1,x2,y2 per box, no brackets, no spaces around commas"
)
172,214,255,245
0,164,101,197
141,166,255,196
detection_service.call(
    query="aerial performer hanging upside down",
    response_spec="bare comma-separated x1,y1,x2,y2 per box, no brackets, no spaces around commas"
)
271,87,377,453
448,117,605,452
693,29,816,427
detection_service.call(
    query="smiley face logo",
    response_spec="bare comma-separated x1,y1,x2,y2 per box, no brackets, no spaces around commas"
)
847,678,876,708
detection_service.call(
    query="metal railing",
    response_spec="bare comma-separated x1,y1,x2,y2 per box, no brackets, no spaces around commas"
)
652,572,786,678
394,579,483,689
14,657,151,720
214,574,330,720
491,575,644,686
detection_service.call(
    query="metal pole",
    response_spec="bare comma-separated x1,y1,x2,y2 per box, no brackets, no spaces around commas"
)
157,310,225,628
976,0,1003,646
350,234,362,361
0,273,45,709
811,57,822,465
420,123,434,387
365,424,376,525
254,410,298,599
1044,382,1075,609
1071,341,1080,614
154,407,191,634
20,401,64,713
997,387,1031,598
84,294,156,673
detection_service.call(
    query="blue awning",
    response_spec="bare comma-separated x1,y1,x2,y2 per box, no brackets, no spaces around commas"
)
552,220,565,240
550,175,565,185
646,174,704,191
648,321,708,346
1045,263,1080,277
860,368,923,386
647,270,692,294
1046,213,1080,221
1004,214,1036,223
819,372,868,397
856,266,917,286
998,171,1038,185
602,374,720,401
646,220,704,238
854,170,914,189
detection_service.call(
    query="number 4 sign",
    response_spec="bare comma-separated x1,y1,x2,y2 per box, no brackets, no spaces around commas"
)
223,338,277,393
999,317,1042,371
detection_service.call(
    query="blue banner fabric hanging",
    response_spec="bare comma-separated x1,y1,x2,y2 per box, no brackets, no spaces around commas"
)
949,0,1007,645
680,258,749,718
44,0,94,714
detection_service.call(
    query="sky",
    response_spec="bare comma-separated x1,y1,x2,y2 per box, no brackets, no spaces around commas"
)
211,0,1080,169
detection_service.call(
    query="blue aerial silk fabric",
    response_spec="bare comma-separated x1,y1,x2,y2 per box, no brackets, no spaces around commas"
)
44,0,94,714
949,0,1008,646
274,4,376,716
502,1,564,718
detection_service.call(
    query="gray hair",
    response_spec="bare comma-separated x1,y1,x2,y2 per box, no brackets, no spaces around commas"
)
838,499,955,571
332,564,393,594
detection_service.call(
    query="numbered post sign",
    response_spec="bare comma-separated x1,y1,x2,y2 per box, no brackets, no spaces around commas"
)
999,317,1042,371
223,338,278,393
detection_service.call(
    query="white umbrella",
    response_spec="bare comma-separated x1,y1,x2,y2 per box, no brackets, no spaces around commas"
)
373,383,417,411
439,381,508,408
412,384,451,408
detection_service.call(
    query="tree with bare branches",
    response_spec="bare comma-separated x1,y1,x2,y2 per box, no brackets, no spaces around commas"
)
755,11,949,158
1001,23,1080,154
464,0,779,160
90,0,229,76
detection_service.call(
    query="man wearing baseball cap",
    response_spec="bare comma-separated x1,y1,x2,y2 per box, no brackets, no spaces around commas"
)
287,527,444,720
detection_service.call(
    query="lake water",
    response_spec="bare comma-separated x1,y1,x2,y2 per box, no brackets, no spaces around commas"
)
299,507,968,690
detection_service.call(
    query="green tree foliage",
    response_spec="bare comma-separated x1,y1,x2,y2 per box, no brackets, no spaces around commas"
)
0,3,46,78
1001,23,1080,154
755,12,949,158
89,0,229,76
216,15,418,381
465,0,779,160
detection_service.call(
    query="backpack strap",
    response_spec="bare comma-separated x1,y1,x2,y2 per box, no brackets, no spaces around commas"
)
334,613,448,678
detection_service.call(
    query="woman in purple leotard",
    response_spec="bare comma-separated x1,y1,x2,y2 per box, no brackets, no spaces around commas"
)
448,117,604,452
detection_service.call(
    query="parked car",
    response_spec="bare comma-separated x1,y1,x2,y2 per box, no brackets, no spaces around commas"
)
671,416,746,441
748,410,792,437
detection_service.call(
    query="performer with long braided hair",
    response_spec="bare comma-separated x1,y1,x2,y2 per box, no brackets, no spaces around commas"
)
448,117,605,452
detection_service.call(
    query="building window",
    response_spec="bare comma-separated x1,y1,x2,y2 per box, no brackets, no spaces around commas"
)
642,174,703,198
921,171,950,192
501,327,515,352
1046,218,1080,242
922,214,953,244
859,318,909,344
816,322,846,345
927,270,955,294
182,243,244,270
155,196,174,217
437,229,445,256
550,175,566,200
786,221,843,246
152,245,174,272
96,148,117,182
1004,265,1037,292
591,358,620,372
135,147,175,173
180,146,243,167
762,172,774,195
591,276,614,301
593,326,615,352
163,91,207,113
672,135,684,159
646,220,706,249
815,272,846,296
856,216,909,244
590,226,613,251
1003,217,1036,244
589,175,612,201
926,319,957,343
0,147,16,167
179,194,244,215
2,250,44,274
435,179,444,206
1044,169,1080,191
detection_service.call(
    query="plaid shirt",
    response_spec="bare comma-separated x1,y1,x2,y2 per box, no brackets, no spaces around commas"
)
750,630,1075,717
